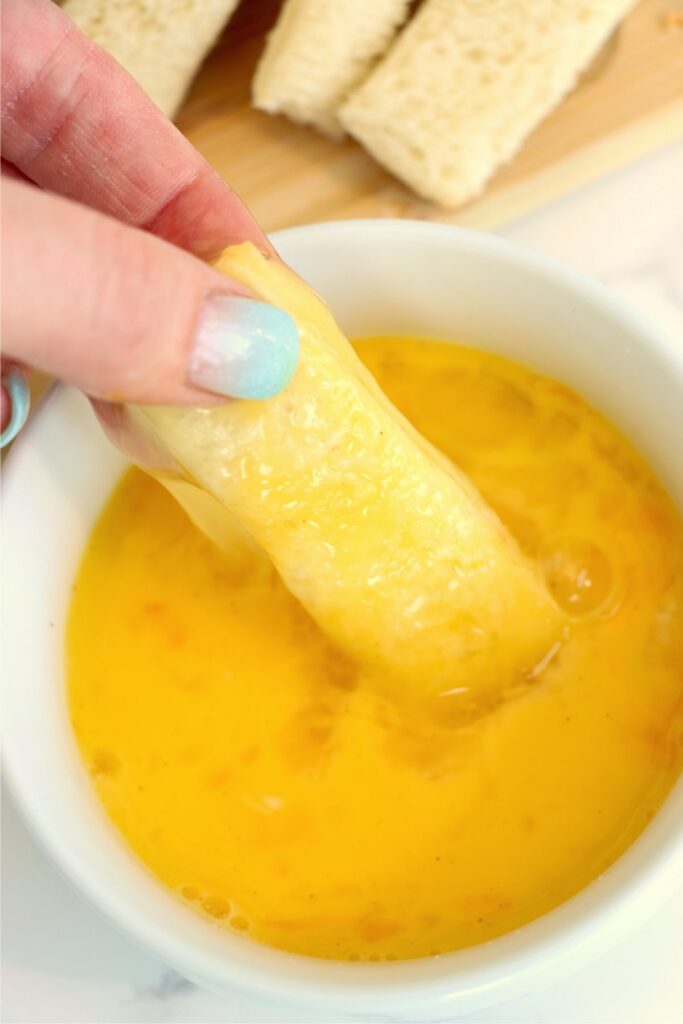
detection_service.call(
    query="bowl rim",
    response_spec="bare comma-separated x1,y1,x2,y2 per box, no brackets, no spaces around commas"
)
3,219,683,1017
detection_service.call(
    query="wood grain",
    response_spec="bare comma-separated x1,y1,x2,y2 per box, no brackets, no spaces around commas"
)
177,0,683,232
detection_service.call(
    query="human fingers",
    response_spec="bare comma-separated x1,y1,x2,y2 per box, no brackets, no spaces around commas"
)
1,178,297,406
1,0,269,258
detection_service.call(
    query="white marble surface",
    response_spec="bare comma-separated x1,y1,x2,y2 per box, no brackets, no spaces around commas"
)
2,142,683,1024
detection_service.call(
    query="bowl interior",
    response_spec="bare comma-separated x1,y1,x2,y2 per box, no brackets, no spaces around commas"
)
3,221,683,1017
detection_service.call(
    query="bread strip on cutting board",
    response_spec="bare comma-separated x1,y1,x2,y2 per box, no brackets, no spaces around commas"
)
253,0,413,137
62,0,241,119
340,0,636,207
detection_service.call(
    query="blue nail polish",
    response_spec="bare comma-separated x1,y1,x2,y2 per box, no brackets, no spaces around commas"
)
1,369,30,448
188,296,299,400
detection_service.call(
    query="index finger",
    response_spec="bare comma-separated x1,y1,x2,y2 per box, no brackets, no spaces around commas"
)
1,0,269,257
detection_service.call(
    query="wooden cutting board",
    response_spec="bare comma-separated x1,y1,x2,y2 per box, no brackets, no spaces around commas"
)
177,0,683,232
8,0,683,442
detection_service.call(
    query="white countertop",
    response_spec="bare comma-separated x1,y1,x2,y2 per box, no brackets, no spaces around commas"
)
3,142,683,1024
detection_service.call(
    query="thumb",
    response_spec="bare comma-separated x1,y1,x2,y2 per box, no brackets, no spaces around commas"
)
1,179,299,405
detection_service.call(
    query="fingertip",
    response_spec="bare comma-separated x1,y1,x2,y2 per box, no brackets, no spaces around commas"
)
0,368,30,448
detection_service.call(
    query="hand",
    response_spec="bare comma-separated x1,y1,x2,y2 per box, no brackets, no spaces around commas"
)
1,0,299,442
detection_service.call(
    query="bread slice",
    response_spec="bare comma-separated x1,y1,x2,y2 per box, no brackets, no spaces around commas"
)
340,0,635,207
61,0,241,119
253,0,413,137
130,242,564,713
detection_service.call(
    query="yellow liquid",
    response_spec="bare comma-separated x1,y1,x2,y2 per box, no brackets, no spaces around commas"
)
68,338,683,961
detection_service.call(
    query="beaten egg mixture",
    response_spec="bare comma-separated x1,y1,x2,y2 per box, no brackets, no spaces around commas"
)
68,337,683,961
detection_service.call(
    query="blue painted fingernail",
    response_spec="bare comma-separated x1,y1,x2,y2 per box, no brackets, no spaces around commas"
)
1,368,30,448
187,295,299,400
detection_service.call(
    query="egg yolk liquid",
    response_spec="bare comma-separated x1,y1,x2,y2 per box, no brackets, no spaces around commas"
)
68,338,683,961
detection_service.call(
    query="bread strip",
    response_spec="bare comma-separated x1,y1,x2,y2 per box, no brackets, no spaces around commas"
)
62,0,240,119
340,0,635,206
132,243,564,712
253,0,413,137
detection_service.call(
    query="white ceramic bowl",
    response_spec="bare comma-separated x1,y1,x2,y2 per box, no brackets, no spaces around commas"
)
3,221,683,1019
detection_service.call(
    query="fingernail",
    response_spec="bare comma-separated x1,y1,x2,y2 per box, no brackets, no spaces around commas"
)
0,368,30,449
188,295,299,400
